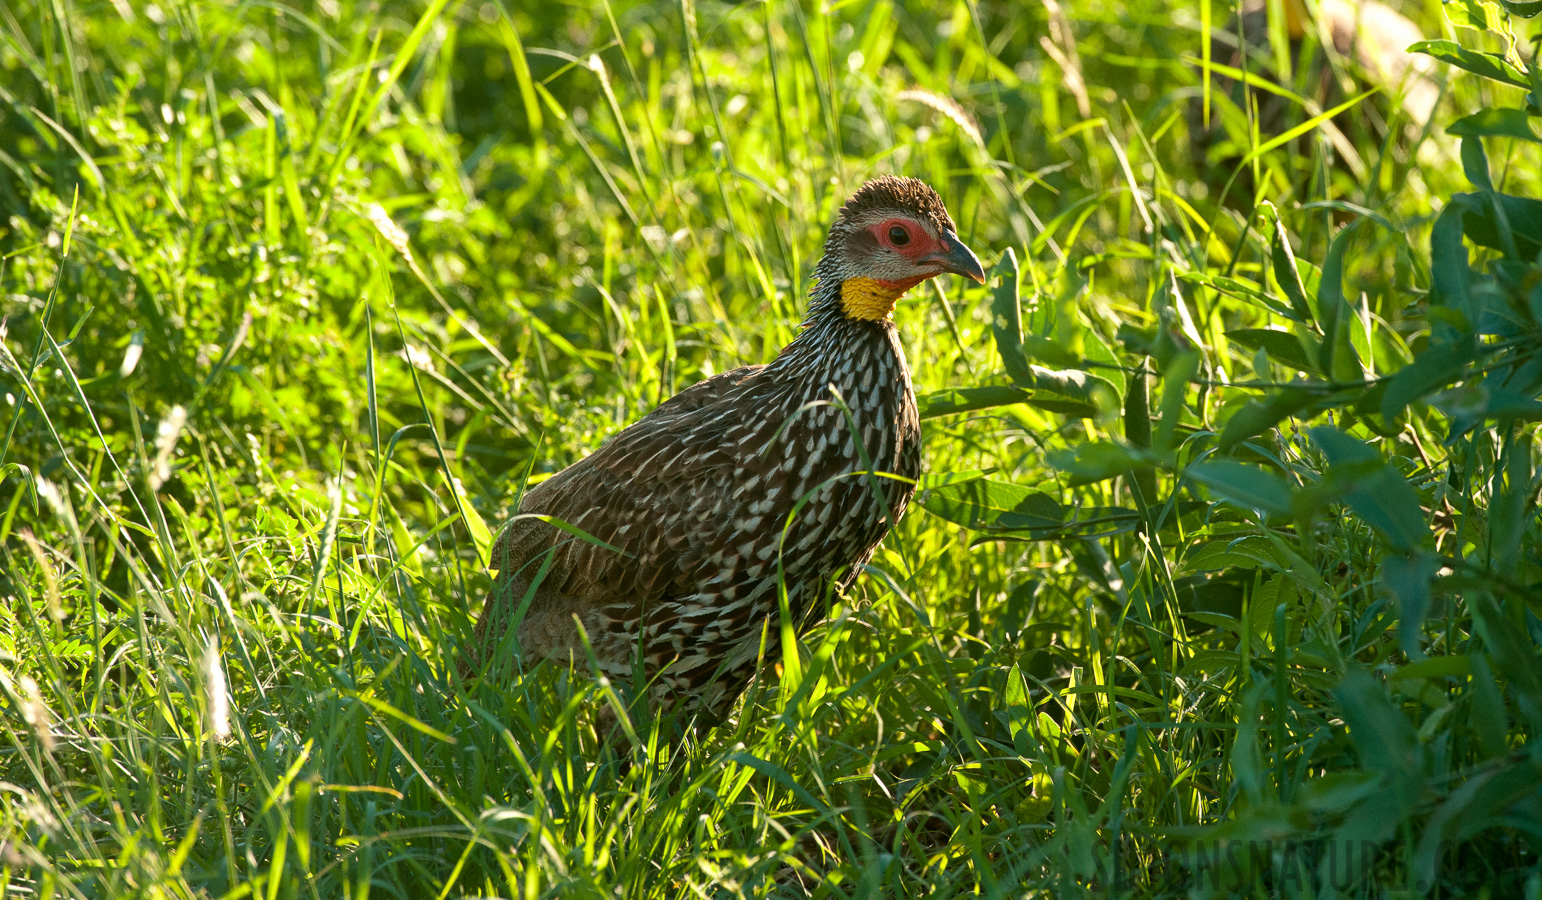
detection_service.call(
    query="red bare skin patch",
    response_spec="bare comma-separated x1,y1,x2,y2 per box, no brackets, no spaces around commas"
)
839,217,947,319
868,274,929,293
867,218,942,261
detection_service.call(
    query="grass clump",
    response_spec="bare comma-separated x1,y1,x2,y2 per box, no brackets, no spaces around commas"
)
2,0,1541,896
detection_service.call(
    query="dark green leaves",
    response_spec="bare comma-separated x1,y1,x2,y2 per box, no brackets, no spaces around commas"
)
991,248,1032,386
1188,461,1292,516
1270,215,1315,323
1048,440,1146,485
1449,108,1542,144
1309,427,1430,553
1333,669,1424,809
1430,202,1474,314
1197,429,1434,551
1451,191,1542,259
1381,346,1472,420
984,246,1119,419
1382,553,1438,660
919,474,1139,539
1217,386,1318,452
1409,40,1529,88
917,385,1038,419
919,477,1064,532
1315,225,1363,383
917,367,1116,420
1225,328,1315,373
1018,366,1120,417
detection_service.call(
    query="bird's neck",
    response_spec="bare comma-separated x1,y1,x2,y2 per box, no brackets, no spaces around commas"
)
801,254,925,325
836,276,928,321
772,269,913,406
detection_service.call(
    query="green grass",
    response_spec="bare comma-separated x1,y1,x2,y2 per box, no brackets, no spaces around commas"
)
2,0,1541,896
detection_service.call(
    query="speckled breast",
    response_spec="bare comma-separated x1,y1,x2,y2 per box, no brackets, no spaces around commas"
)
770,321,920,601
597,318,922,715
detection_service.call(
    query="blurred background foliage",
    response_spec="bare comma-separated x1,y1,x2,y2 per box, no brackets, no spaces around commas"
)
1,0,1541,895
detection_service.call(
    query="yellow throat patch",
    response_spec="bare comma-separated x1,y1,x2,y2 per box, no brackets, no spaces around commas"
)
840,277,910,321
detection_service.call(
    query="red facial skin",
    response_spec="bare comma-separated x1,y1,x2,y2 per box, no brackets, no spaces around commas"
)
864,217,943,292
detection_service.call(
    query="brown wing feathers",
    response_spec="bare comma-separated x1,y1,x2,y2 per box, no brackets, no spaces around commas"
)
471,177,965,722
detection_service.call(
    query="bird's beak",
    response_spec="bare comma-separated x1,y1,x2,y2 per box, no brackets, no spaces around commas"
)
923,233,987,284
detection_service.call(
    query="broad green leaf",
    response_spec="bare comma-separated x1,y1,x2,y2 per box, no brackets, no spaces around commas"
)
1468,653,1510,758
1180,535,1281,575
1332,669,1423,797
1048,440,1145,486
1155,350,1200,452
1080,326,1126,397
1492,438,1533,579
1446,0,1508,32
1296,771,1385,814
1022,365,1120,416
919,470,990,489
1002,663,1033,751
1460,135,1494,191
448,471,494,567
1449,108,1542,144
1181,270,1297,320
1123,359,1152,450
1388,655,1472,681
1021,333,1082,368
1123,359,1158,507
920,478,1064,532
1383,553,1438,660
1184,613,1244,638
990,248,1031,386
1381,344,1473,420
1315,225,1363,382
1217,387,1318,451
1453,191,1542,259
1411,757,1542,894
1429,203,1475,322
1226,327,1317,373
1499,0,1542,15
1472,597,1542,728
1250,574,1297,639
1270,216,1315,323
917,385,1035,419
917,365,1116,420
1309,425,1381,466
1409,40,1529,88
1188,460,1293,516
1310,427,1431,552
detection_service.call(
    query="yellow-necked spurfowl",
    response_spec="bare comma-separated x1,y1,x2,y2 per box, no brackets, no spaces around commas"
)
470,176,985,724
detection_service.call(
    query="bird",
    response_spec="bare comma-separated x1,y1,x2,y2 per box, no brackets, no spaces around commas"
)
1190,0,1439,206
467,176,987,727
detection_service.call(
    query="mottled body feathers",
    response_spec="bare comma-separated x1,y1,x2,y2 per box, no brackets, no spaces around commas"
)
471,177,984,722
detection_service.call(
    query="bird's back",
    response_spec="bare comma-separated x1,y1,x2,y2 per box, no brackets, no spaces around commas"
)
472,321,920,719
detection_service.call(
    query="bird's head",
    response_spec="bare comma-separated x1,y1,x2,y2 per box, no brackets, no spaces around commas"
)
816,176,986,323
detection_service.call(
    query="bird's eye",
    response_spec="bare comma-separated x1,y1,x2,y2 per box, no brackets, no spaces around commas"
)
887,225,910,246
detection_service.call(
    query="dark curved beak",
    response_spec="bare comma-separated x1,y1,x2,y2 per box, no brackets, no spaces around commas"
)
923,233,987,284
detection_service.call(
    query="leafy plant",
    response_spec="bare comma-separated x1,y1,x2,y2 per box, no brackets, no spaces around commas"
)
1,0,1539,896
